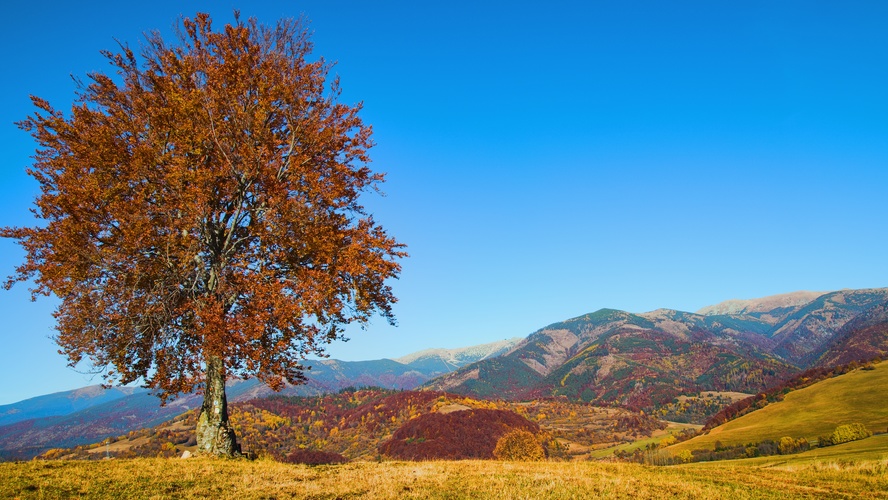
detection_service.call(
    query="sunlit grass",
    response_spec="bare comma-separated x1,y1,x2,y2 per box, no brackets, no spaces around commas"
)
2,456,887,499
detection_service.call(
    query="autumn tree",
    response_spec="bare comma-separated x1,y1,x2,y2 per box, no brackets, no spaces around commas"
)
1,12,405,456
492,429,545,461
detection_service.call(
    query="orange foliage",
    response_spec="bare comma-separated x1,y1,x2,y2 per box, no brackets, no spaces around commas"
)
2,11,405,453
493,429,545,461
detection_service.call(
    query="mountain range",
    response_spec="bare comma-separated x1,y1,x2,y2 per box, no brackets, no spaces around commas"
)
427,288,888,409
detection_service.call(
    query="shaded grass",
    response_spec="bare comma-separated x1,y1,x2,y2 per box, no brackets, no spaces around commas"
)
586,435,664,459
2,456,887,499
673,362,888,452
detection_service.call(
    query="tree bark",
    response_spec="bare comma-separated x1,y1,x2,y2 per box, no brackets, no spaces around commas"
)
196,355,239,456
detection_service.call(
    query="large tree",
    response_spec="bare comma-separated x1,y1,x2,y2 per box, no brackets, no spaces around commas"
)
2,12,405,456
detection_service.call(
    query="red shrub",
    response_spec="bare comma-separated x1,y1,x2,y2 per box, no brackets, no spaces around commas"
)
378,409,539,460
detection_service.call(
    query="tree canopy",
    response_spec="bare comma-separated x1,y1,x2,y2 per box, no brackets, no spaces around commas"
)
2,12,405,454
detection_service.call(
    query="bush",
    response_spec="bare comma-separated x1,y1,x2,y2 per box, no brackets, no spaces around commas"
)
778,436,809,455
674,449,693,463
378,409,540,460
493,430,545,461
824,423,872,447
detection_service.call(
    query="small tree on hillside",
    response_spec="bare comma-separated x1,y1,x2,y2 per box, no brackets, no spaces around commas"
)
820,423,872,447
493,429,545,461
2,12,405,456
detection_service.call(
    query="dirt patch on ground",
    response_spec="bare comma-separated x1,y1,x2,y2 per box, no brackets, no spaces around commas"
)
437,404,471,414
85,436,149,455
677,391,752,403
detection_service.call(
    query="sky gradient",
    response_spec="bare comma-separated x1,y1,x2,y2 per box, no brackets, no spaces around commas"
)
1,1,886,404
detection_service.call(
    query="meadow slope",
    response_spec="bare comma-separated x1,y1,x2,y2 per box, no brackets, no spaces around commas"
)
671,361,888,453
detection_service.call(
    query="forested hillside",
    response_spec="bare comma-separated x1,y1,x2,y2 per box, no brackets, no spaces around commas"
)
428,289,888,415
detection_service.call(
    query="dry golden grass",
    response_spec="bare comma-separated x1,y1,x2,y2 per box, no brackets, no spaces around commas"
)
2,456,887,499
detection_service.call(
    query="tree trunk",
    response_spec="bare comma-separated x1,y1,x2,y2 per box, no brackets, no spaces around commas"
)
196,355,239,456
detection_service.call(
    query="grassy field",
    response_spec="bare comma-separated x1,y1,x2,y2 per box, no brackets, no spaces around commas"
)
2,455,887,499
672,361,888,453
695,433,888,468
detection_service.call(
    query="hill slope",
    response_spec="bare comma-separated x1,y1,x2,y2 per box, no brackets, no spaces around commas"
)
767,289,888,364
815,300,888,367
0,386,147,427
670,360,888,453
0,391,199,461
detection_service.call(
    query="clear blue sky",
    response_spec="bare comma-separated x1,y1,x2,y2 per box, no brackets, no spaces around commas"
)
1,1,886,405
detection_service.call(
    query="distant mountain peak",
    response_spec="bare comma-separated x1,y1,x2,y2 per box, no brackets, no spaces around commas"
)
393,338,523,366
696,291,827,316
69,385,141,400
